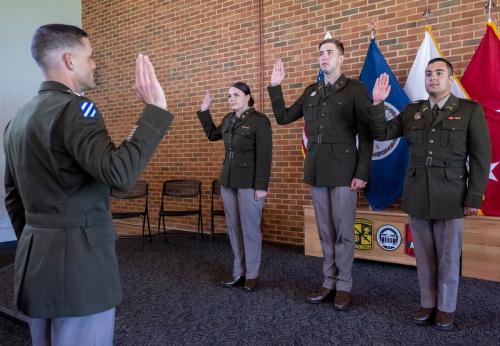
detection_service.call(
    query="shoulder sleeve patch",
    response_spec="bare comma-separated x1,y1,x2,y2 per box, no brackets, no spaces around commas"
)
79,100,98,118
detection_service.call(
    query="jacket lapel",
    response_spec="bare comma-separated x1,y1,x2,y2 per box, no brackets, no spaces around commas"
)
419,101,433,126
324,74,347,98
231,108,253,131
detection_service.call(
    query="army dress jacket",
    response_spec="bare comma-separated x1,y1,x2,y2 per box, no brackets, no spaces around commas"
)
369,94,491,220
197,107,272,191
4,81,173,317
268,74,382,187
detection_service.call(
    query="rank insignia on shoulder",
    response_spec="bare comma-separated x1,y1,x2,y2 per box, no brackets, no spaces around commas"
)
448,116,461,120
80,101,97,118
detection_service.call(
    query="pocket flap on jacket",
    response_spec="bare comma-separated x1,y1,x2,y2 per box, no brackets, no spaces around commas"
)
332,143,355,154
445,168,466,180
236,159,255,168
83,223,116,247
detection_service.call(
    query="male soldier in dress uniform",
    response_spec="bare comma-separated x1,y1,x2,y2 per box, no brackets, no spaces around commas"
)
3,24,173,345
268,39,384,310
370,58,491,330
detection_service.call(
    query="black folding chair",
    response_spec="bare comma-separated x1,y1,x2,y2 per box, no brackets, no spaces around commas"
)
210,179,226,245
156,179,204,249
111,180,151,252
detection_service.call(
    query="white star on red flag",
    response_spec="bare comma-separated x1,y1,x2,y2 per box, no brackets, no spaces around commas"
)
490,162,499,182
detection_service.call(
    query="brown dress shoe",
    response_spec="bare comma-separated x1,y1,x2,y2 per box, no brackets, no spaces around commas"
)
221,275,245,288
414,307,436,325
334,290,351,310
434,310,455,331
243,278,258,292
305,287,334,304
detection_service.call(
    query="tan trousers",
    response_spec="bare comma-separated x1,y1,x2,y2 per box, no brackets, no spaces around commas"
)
310,186,357,292
410,217,463,313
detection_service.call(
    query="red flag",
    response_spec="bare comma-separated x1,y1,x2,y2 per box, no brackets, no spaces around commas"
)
461,21,500,216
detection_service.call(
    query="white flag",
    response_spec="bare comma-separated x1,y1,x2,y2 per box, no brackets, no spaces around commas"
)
404,26,469,101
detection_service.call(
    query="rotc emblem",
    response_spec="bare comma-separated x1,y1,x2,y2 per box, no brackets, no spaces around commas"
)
354,218,373,251
376,224,402,251
79,101,97,118
414,112,421,120
310,91,317,97
405,224,415,257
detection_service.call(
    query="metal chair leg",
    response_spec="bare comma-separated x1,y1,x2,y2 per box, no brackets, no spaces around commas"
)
156,215,162,251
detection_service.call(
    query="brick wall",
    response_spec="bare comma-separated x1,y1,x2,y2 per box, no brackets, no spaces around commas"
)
82,0,499,244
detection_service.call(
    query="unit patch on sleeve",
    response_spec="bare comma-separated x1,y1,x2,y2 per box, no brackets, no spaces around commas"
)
79,101,98,118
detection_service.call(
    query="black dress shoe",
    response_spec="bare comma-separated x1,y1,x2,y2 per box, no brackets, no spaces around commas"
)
414,307,436,325
221,275,245,288
333,290,351,310
305,287,334,304
243,278,258,292
434,310,455,331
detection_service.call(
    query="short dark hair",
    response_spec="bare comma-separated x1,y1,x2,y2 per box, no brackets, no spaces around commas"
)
232,81,254,107
31,24,88,68
318,38,344,55
427,57,453,76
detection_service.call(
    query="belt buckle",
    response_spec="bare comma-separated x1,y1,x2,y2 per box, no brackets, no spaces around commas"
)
229,151,234,159
426,156,432,167
317,135,322,144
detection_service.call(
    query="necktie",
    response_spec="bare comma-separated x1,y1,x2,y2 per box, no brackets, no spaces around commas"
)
326,82,333,92
431,104,439,121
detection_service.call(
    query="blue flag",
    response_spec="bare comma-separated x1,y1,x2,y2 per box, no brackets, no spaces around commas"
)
359,39,409,210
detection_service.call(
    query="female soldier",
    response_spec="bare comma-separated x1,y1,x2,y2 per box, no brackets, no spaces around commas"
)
197,82,272,292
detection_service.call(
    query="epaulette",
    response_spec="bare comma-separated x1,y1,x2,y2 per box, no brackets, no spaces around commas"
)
459,98,479,105
70,93,99,119
306,82,319,90
349,78,364,86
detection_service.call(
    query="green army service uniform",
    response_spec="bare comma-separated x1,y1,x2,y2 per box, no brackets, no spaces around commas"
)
369,93,491,312
268,75,381,292
197,107,272,279
4,81,173,318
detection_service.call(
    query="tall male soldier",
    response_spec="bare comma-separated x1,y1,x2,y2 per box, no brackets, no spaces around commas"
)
4,24,173,345
268,39,384,310
370,58,491,330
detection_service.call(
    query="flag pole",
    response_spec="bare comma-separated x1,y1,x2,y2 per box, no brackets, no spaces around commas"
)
371,18,376,40
423,4,432,29
485,0,494,23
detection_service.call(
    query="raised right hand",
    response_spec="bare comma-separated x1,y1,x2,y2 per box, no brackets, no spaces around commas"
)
271,59,285,86
372,73,391,106
200,91,212,111
134,54,167,110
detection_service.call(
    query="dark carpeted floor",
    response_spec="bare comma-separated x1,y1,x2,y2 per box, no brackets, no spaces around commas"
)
0,235,499,345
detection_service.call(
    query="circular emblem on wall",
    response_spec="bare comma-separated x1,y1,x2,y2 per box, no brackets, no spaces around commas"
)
372,102,401,160
376,224,402,251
